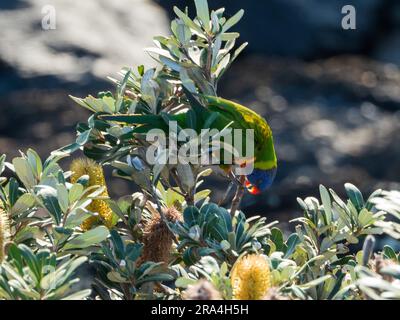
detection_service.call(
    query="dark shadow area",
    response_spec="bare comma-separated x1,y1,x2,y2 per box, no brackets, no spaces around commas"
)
0,0,30,10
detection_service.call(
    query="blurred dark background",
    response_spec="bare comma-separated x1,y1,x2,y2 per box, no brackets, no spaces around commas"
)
1,0,400,227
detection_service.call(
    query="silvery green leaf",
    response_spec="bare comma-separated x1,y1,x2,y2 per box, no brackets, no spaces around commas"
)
70,95,116,114
180,68,197,93
188,225,201,241
185,66,215,95
215,53,230,79
220,32,240,41
345,183,364,211
10,193,36,216
220,239,230,251
300,275,332,289
319,184,332,224
76,130,91,146
211,36,222,67
194,0,210,31
188,46,202,66
13,157,36,189
63,226,109,250
141,68,155,88
284,233,301,258
27,149,42,180
56,184,69,213
160,56,182,72
173,6,204,35
297,197,309,212
344,233,359,244
69,95,96,112
68,185,84,205
199,256,220,275
101,96,117,114
36,185,62,224
211,10,220,33
116,69,131,112
358,208,374,227
13,226,41,243
176,21,191,45
333,202,352,230
64,208,92,228
221,9,244,33
215,7,225,18
360,227,383,235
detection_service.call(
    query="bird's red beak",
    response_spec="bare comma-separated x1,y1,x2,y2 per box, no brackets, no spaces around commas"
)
245,179,261,195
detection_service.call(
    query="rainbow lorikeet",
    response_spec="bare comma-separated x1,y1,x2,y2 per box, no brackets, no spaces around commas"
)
101,95,277,194
200,95,277,194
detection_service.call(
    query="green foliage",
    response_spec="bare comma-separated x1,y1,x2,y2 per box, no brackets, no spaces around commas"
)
170,203,274,265
91,230,174,300
1,0,400,300
0,244,90,300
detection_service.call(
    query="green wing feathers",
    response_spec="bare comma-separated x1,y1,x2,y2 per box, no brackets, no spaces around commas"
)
202,95,277,170
202,95,273,143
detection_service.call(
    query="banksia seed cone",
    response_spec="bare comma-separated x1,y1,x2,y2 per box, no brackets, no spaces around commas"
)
70,158,113,231
0,208,11,263
231,254,271,300
182,279,222,300
140,206,181,265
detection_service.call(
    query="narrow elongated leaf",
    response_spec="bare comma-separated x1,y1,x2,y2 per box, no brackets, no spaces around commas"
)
221,9,244,33
194,0,210,31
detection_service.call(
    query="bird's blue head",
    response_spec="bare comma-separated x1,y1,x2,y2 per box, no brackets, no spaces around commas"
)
245,167,277,195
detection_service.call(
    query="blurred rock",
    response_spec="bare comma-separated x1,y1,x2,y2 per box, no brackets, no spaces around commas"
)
0,0,169,81
372,1,400,66
375,32,400,65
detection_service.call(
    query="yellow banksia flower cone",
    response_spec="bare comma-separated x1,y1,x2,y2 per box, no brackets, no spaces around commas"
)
140,206,182,265
0,208,11,263
231,254,272,300
70,158,113,231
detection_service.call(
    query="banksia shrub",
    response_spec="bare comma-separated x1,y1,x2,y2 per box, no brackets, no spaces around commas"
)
140,206,182,265
70,158,113,230
1,0,400,302
231,254,272,300
182,279,222,300
0,208,11,263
